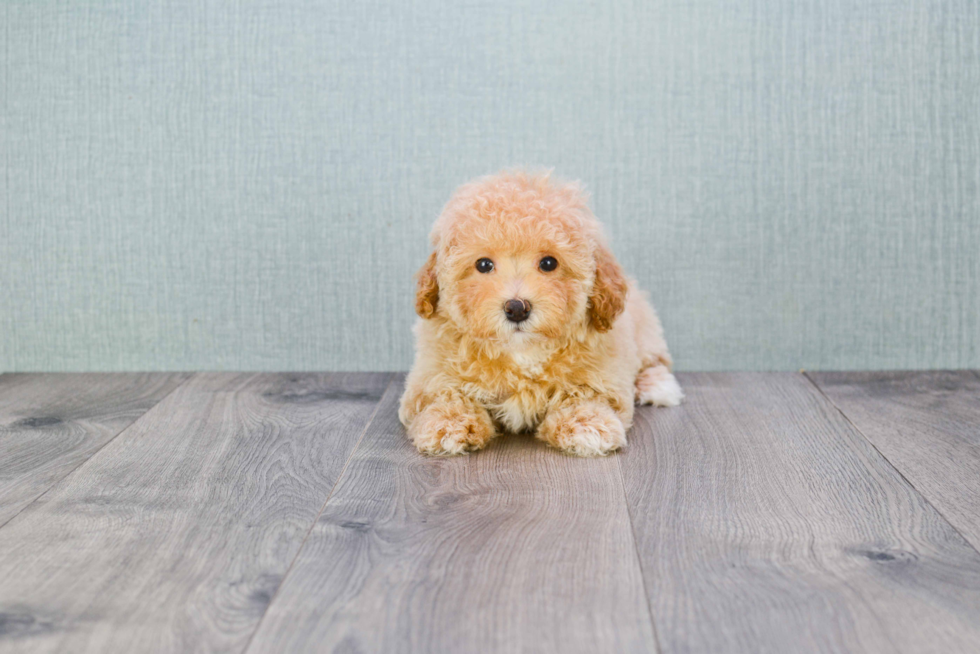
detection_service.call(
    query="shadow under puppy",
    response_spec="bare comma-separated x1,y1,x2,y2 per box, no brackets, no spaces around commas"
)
399,171,682,456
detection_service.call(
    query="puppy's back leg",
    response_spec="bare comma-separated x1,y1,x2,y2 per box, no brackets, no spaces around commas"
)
636,365,683,406
630,290,683,407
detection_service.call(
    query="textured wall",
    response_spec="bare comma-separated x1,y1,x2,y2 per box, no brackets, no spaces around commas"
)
2,0,978,372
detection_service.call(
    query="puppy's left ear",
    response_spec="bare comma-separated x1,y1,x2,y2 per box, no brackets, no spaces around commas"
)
588,245,628,332
414,251,440,318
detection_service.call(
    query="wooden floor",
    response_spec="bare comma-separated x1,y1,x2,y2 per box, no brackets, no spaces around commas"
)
1,372,979,653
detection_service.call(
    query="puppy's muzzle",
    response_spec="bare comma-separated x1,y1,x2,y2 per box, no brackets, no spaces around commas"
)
504,298,531,323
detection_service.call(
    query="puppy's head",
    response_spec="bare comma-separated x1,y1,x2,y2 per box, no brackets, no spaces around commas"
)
415,171,627,344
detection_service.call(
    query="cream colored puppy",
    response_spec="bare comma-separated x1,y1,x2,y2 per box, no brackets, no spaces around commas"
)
399,171,682,456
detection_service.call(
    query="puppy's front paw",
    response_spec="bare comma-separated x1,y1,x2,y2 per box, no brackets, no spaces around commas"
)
409,401,496,455
636,365,683,407
537,402,626,457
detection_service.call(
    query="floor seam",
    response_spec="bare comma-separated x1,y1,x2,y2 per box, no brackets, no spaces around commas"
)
239,372,397,654
617,436,665,654
802,371,980,559
0,372,198,532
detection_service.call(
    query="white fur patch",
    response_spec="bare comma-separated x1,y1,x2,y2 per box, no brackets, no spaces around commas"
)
636,369,684,407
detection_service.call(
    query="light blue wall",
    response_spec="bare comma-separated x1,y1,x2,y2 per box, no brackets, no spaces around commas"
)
2,0,978,372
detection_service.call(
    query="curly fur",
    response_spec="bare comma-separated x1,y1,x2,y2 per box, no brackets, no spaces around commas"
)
399,171,682,456
414,251,440,319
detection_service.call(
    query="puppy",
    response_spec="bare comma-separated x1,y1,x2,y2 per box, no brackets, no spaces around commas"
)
399,171,682,456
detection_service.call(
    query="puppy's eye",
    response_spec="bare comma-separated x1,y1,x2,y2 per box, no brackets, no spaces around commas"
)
538,256,558,272
475,258,495,273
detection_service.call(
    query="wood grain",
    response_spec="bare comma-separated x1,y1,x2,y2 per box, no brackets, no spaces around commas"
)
621,372,980,654
809,370,980,553
245,376,658,654
0,373,191,526
0,372,392,653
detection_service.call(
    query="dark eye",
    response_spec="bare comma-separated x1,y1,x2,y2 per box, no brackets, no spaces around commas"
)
539,256,558,272
475,258,494,273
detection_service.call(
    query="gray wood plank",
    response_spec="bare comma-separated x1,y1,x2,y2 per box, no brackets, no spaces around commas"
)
245,377,658,654
621,372,980,654
809,370,980,553
0,372,392,653
0,373,191,526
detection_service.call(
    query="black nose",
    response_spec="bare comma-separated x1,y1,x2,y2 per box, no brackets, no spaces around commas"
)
504,298,531,323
